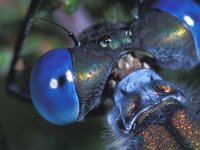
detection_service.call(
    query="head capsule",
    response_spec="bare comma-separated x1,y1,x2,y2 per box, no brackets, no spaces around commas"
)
30,45,124,125
128,0,200,70
30,21,130,124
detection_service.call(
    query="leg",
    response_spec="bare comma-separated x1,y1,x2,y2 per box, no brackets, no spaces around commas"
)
6,0,41,101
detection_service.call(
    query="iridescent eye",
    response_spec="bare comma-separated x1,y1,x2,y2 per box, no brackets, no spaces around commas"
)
99,35,120,49
109,39,120,49
30,48,79,125
121,30,133,44
99,35,112,48
125,29,133,36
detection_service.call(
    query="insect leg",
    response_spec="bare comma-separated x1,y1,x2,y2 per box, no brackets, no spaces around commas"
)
6,0,41,101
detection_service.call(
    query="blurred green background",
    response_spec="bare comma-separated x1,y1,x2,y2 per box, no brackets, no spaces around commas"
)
0,0,200,150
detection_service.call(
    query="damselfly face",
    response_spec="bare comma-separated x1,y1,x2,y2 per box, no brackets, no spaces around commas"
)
7,0,200,149
30,22,132,124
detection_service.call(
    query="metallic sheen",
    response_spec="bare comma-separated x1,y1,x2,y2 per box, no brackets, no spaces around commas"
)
152,0,200,61
139,124,182,150
130,11,197,69
70,46,123,119
171,110,200,149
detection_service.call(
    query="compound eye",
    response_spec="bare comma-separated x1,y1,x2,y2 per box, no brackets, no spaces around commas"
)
117,28,133,45
99,35,112,48
99,35,121,49
125,29,133,36
30,48,79,125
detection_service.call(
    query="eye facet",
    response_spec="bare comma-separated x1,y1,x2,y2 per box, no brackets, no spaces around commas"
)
99,34,121,49
30,48,80,125
99,35,112,48
120,30,133,44
152,0,200,62
109,39,121,49
126,29,133,36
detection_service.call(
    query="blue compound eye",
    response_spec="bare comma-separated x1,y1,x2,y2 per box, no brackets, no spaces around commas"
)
152,0,200,61
30,48,79,125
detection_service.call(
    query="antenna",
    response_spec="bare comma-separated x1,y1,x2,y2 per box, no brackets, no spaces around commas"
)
34,17,80,47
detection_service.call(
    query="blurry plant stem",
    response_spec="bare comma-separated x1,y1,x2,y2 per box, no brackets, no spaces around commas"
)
6,0,41,101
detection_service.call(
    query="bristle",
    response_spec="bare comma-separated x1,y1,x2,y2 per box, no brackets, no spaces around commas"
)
102,121,142,150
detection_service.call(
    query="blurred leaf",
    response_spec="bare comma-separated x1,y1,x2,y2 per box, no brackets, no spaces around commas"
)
0,49,12,76
62,0,81,15
104,3,132,22
39,0,81,16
